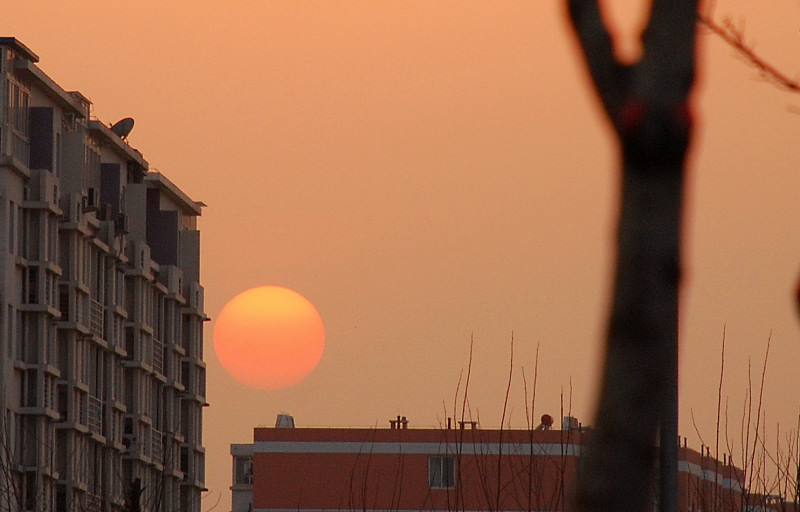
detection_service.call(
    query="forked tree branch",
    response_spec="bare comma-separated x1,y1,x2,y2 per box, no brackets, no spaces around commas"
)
566,1,699,511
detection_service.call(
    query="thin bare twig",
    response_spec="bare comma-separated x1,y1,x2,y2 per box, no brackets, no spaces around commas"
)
715,328,727,511
496,334,515,510
700,14,800,93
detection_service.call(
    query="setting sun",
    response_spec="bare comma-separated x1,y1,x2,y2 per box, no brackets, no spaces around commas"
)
214,286,325,390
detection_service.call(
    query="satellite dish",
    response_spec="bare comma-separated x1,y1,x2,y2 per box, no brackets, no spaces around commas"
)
110,117,134,139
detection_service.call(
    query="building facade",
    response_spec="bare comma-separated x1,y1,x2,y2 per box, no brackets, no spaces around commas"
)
0,37,207,512
232,416,791,512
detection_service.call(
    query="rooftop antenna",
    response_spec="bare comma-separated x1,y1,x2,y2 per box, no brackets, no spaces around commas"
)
110,117,134,140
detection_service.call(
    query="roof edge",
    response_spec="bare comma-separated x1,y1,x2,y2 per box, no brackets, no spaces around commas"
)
145,171,203,216
87,119,149,172
0,37,39,63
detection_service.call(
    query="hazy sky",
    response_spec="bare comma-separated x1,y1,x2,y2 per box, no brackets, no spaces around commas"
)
4,1,800,508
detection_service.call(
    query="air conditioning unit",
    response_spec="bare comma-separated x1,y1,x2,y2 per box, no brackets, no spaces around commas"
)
121,434,138,452
115,213,129,234
82,188,98,212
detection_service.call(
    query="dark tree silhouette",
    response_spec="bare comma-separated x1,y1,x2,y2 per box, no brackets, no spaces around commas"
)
125,477,143,512
565,1,699,511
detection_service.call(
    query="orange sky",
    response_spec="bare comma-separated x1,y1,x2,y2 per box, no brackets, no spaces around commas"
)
4,1,800,508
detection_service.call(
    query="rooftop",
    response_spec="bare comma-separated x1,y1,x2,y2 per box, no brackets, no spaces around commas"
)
0,36,39,62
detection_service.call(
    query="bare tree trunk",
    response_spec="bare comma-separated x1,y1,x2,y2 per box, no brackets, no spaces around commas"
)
566,1,698,511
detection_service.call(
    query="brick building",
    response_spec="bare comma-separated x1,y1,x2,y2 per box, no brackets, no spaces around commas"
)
231,415,793,512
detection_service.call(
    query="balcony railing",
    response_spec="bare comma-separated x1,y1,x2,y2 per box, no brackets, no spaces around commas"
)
89,299,103,338
151,429,163,463
9,126,29,165
88,395,103,434
153,338,165,375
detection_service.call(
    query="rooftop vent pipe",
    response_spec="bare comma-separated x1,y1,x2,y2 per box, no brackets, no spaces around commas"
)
275,414,295,428
390,415,409,429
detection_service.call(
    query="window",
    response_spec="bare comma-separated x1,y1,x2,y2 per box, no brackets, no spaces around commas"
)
9,200,15,253
56,383,67,421
47,212,57,261
54,132,60,176
180,446,189,475
428,456,455,488
6,305,12,357
24,470,36,511
92,251,103,301
233,456,253,485
21,368,37,407
25,266,38,304
55,483,67,512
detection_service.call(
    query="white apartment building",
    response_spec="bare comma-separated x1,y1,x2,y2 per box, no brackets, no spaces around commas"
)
0,37,207,512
